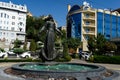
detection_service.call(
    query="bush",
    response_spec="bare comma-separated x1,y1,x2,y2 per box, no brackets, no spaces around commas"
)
55,55,72,62
13,48,24,54
55,58,66,62
92,55,120,64
0,58,42,62
70,53,79,59
64,55,72,61
0,48,4,52
88,55,94,62
29,39,36,51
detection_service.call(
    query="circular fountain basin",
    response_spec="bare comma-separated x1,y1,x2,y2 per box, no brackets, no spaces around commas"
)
12,62,106,80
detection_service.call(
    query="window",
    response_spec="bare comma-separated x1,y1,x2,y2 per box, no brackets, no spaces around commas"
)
4,21,6,24
11,33,14,37
12,22,15,25
0,32,2,36
85,14,89,18
11,5,13,7
85,35,89,40
1,13,3,17
6,27,8,30
7,21,9,24
11,27,14,31
4,14,6,18
83,6,89,10
7,15,9,18
86,21,90,25
19,22,23,26
12,16,15,19
7,33,8,36
85,28,90,33
19,17,21,20
0,21,2,23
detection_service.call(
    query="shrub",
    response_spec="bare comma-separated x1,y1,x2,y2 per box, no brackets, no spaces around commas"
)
88,55,94,62
55,58,66,62
64,55,72,61
29,39,36,51
0,48,4,52
13,48,24,54
92,55,120,64
70,53,79,59
0,58,42,62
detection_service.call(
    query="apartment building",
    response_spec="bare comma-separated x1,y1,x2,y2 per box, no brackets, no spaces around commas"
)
0,1,27,50
67,1,120,51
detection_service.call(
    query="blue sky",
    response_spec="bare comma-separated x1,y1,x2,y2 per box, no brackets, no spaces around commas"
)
0,0,120,27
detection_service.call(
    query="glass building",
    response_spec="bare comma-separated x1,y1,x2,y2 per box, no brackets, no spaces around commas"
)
67,2,120,51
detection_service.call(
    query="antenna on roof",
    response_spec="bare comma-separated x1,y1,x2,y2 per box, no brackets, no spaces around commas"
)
83,1,90,7
83,0,92,8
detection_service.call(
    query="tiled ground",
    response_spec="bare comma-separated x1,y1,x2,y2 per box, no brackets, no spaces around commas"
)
0,60,119,80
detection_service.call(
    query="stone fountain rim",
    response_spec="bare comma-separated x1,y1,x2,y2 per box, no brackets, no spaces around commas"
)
11,62,105,73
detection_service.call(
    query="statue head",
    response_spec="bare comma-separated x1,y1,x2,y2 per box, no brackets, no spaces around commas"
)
45,14,54,22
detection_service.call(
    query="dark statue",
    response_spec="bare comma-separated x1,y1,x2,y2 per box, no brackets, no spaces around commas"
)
39,15,61,61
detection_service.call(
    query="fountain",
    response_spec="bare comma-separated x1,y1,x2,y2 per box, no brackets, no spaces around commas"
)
5,15,119,80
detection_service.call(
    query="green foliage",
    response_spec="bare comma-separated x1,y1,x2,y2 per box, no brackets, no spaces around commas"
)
62,39,69,57
29,39,36,51
0,48,4,52
104,41,117,51
13,48,24,54
70,53,79,59
57,38,72,62
14,39,22,48
88,33,117,55
67,38,81,50
0,58,42,62
64,55,72,61
55,57,66,62
61,30,67,39
55,55,72,62
88,55,94,62
23,42,27,51
26,15,45,41
92,55,120,64
88,37,96,52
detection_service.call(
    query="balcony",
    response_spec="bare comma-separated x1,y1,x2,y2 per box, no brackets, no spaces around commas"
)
83,16,95,21
83,23,95,28
82,10,95,13
82,30,95,35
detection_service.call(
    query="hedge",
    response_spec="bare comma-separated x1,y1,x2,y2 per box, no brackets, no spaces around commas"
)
0,58,42,62
93,55,120,64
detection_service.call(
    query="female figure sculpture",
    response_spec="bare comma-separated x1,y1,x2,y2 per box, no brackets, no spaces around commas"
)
39,15,61,61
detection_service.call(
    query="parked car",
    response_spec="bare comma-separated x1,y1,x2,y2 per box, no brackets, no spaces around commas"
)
7,50,19,58
0,51,8,58
19,51,31,58
81,52,92,60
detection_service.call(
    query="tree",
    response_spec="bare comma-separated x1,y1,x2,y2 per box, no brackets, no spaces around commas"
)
61,30,67,40
96,33,106,53
29,39,36,51
23,42,27,51
14,39,22,48
88,33,117,55
67,38,81,51
13,48,24,54
26,15,45,41
88,36,96,52
62,39,72,61
104,41,117,52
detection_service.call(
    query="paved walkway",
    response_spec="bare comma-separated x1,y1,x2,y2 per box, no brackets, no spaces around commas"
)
71,59,120,70
0,60,119,80
71,59,120,80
